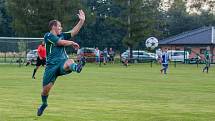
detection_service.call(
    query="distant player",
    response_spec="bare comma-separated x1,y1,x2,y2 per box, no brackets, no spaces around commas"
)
202,46,211,73
32,41,46,79
160,48,169,74
37,10,86,116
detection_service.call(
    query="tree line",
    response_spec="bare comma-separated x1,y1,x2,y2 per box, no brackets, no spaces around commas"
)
0,0,214,52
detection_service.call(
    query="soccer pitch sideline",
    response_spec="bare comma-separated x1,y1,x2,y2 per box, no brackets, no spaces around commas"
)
0,63,215,121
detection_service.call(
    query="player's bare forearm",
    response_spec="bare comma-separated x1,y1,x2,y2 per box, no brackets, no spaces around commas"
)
71,20,84,36
57,40,79,50
70,10,85,36
57,40,76,46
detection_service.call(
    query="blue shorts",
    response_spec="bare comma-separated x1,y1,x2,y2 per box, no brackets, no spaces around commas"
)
162,64,168,68
42,59,71,86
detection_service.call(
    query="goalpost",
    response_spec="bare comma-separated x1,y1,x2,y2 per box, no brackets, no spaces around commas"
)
0,37,43,65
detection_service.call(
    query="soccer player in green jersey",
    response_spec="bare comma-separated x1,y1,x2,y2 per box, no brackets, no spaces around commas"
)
202,46,211,73
37,10,86,116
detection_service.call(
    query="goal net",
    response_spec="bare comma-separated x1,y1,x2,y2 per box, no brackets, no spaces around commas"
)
0,37,43,65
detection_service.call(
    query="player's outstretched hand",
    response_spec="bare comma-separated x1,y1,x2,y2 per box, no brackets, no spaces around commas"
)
72,42,80,50
78,10,85,22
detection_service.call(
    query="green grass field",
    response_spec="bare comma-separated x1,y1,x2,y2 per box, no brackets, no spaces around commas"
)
0,63,215,121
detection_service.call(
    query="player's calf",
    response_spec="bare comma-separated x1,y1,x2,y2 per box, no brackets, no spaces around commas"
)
68,57,86,73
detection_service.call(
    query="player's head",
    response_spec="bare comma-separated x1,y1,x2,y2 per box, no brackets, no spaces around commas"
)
49,20,62,35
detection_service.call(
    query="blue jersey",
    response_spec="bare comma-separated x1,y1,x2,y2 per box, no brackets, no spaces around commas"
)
162,52,169,64
44,32,72,65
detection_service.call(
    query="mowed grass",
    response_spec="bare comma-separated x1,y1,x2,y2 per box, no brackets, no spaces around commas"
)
0,63,215,121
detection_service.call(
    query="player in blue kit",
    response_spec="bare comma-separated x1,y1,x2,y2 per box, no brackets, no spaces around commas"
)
160,48,169,74
37,10,86,116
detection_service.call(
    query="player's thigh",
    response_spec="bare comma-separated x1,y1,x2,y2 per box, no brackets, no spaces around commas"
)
162,64,167,68
165,64,168,68
43,65,58,86
36,58,42,67
41,59,46,66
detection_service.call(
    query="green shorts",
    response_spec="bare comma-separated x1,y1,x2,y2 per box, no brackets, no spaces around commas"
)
42,59,72,86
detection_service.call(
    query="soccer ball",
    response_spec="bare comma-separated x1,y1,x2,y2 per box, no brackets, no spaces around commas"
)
145,37,158,49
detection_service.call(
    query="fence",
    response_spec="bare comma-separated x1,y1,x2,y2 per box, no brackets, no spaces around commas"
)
0,37,212,67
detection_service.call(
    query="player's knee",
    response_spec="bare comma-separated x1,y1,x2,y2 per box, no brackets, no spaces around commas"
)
69,59,74,64
42,83,53,95
66,59,75,66
63,59,75,71
42,90,49,96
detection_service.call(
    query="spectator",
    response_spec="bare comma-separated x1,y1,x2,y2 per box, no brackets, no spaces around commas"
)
103,48,108,65
95,47,100,64
108,48,115,64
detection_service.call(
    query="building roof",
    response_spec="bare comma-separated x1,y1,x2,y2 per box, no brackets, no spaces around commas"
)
159,26,215,45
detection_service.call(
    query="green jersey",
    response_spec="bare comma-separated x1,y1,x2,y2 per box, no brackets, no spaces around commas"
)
204,50,211,66
204,50,210,61
44,32,71,65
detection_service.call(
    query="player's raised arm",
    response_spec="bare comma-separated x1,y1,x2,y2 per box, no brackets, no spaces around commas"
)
70,10,85,37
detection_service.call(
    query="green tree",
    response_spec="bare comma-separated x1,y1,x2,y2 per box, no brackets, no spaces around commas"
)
189,0,215,14
165,0,215,37
111,0,165,56
77,0,125,51
0,0,13,36
165,0,191,36
5,0,86,37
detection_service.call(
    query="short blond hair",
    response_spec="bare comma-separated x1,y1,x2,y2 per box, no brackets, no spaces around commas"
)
48,20,60,30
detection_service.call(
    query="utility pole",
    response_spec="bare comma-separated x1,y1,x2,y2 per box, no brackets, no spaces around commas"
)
128,0,133,62
128,0,131,39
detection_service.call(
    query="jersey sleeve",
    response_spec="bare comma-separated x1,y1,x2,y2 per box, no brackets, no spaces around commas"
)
44,33,60,45
62,32,72,40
